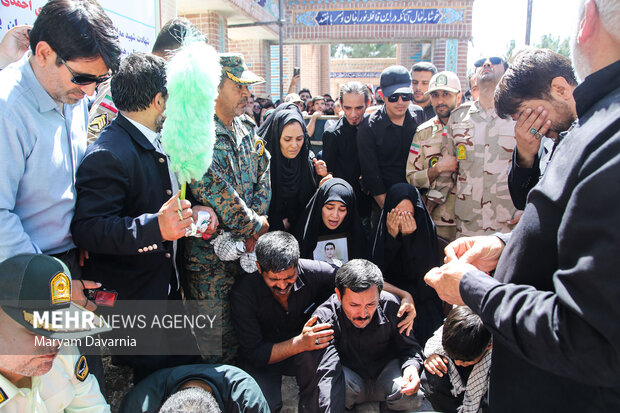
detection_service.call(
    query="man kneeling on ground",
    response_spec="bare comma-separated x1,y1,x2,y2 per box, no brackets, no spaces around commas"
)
313,259,424,412
231,231,416,412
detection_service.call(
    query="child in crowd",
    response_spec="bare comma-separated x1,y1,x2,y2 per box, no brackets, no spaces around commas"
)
421,306,492,413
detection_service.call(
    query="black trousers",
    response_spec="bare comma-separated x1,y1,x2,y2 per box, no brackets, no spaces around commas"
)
243,351,320,413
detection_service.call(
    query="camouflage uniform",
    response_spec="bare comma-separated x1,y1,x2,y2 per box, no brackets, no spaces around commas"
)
406,116,457,241
184,115,271,364
446,101,518,237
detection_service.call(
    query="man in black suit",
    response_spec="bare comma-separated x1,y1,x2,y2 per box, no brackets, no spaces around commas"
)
71,53,208,383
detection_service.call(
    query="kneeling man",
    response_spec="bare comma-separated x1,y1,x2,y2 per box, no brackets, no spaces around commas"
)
313,259,423,412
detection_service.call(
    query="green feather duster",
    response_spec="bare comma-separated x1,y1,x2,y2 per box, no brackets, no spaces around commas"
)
161,40,220,186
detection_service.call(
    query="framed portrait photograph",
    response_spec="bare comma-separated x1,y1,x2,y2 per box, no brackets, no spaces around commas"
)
314,234,350,270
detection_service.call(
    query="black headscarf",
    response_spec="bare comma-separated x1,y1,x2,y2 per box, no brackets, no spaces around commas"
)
258,103,317,232
296,178,368,260
371,183,443,344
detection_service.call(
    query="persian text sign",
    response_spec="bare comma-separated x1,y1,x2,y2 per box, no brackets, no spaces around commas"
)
294,8,464,27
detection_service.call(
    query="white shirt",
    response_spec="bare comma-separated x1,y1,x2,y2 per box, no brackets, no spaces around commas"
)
0,347,109,412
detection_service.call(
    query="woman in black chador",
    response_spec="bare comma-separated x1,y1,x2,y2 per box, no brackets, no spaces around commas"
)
372,183,444,345
258,103,321,232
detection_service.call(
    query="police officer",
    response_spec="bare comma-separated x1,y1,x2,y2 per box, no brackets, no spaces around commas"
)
406,71,462,242
183,53,271,364
0,254,110,412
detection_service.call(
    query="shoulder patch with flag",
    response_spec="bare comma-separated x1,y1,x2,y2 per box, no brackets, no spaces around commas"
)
409,142,420,155
99,94,117,114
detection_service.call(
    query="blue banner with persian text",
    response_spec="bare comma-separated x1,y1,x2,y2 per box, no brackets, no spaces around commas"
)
316,8,442,26
294,7,464,27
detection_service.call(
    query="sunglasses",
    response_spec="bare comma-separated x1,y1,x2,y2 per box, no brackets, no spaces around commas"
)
387,93,413,103
474,56,504,67
60,57,111,86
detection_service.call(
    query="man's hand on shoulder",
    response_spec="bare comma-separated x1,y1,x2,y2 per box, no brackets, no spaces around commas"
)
245,215,270,252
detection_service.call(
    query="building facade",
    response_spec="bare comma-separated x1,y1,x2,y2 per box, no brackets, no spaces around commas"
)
170,0,474,100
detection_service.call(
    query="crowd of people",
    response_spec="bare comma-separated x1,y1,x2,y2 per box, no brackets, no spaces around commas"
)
0,0,619,412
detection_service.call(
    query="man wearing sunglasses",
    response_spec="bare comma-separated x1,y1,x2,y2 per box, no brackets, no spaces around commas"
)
0,1,120,300
425,1,620,411
357,65,424,221
0,0,121,390
445,55,518,237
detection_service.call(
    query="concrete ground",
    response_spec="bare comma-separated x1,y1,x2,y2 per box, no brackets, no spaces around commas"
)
281,376,436,412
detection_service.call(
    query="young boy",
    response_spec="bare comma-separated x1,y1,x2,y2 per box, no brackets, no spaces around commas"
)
421,306,492,413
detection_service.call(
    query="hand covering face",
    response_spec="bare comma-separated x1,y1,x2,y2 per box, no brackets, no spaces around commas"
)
371,183,443,344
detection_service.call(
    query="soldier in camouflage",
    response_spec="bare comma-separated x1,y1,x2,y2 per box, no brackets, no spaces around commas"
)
446,56,519,237
184,53,271,364
406,71,462,242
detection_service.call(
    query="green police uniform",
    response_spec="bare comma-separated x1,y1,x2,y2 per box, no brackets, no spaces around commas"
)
184,54,271,364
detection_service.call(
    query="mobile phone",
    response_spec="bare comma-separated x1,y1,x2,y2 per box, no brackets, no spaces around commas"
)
293,67,300,77
85,287,118,307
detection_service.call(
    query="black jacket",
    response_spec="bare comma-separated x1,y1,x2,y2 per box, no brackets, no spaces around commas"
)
461,60,620,412
322,116,372,216
357,105,424,196
72,114,176,300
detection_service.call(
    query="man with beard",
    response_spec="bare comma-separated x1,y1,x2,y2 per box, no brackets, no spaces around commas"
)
184,53,271,364
446,56,518,237
231,231,416,412
72,53,206,382
407,71,461,242
230,231,334,412
307,95,326,138
357,66,424,220
424,0,620,410
494,48,578,209
322,81,373,223
0,254,110,412
313,259,424,412
0,0,120,299
410,62,438,122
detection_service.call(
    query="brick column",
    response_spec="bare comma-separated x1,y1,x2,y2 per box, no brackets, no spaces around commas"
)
180,11,228,52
